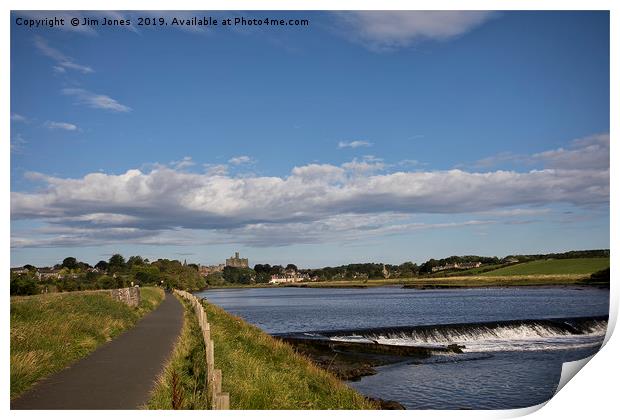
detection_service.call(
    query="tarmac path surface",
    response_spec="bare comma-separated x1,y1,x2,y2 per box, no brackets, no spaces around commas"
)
11,291,184,409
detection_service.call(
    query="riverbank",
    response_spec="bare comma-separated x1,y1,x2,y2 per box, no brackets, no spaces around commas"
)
199,299,376,409
10,287,164,398
208,273,605,290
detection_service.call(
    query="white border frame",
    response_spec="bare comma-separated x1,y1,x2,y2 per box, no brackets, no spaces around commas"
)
2,2,616,419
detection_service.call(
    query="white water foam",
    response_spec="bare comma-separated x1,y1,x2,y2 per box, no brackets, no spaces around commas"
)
329,320,607,353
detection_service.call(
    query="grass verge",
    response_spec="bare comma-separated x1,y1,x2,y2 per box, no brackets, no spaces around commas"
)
148,295,376,409
10,287,164,398
203,301,376,409
146,295,209,409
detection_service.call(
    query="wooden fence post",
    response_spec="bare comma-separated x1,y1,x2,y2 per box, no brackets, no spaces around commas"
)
217,392,230,410
175,290,229,409
211,369,222,409
202,322,210,344
207,340,215,373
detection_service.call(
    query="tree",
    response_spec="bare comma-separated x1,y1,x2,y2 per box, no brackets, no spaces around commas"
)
127,255,145,268
270,265,284,275
206,272,225,286
150,259,205,290
223,266,255,284
62,257,79,270
285,264,298,272
132,265,161,285
398,261,418,278
108,254,126,273
95,260,109,271
11,274,39,295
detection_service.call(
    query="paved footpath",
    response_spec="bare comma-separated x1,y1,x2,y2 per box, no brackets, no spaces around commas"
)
12,291,184,409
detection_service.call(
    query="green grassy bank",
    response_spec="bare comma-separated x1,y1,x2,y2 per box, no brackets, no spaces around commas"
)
148,295,376,409
10,287,164,398
480,257,610,276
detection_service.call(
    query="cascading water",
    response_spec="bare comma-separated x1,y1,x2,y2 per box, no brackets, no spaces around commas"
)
325,318,607,353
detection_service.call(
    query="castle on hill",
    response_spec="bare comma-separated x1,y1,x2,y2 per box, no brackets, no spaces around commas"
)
225,252,249,268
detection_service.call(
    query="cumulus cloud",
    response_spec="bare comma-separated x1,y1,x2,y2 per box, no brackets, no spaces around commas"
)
335,11,495,51
229,155,253,165
11,133,609,248
62,88,132,112
45,121,78,131
338,140,372,149
34,36,94,74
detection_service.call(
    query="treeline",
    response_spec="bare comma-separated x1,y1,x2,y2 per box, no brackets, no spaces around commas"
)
418,256,500,274
10,254,205,296
11,249,609,293
302,262,419,281
205,264,300,286
504,249,609,262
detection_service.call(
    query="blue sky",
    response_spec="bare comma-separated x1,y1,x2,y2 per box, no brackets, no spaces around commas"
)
10,11,609,267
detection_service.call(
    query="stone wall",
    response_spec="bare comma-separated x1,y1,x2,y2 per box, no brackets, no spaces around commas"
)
110,286,141,307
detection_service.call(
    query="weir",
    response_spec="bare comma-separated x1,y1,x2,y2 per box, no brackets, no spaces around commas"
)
276,316,608,354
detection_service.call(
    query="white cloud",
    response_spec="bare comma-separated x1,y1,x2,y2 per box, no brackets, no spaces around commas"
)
10,133,609,248
229,155,254,165
338,140,372,149
45,121,78,131
11,113,27,122
11,135,609,248
171,156,195,169
472,133,609,170
209,215,495,247
533,133,609,170
62,88,132,112
399,159,420,166
11,134,27,152
203,164,229,176
34,36,94,74
341,156,385,173
335,11,495,51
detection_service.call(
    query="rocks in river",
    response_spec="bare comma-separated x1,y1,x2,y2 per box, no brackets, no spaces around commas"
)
446,343,465,353
315,359,377,382
366,397,406,410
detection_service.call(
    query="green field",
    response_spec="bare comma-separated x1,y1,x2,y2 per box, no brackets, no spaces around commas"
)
480,258,610,276
10,287,164,398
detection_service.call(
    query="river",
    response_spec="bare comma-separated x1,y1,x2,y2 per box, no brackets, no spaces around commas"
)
197,286,609,409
